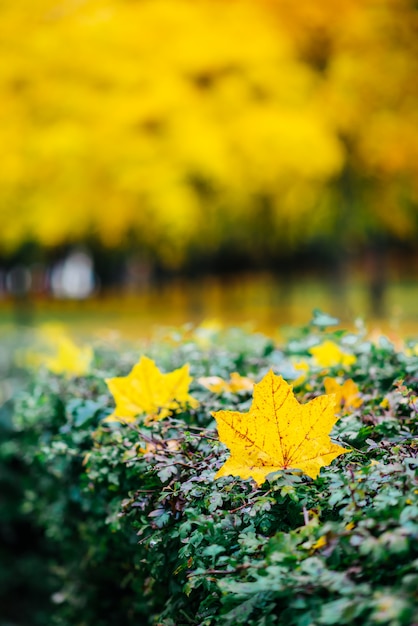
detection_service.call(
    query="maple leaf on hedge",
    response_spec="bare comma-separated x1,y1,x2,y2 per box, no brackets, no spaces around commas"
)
198,372,254,394
213,370,348,485
309,340,356,368
44,336,93,377
106,356,198,423
324,377,363,410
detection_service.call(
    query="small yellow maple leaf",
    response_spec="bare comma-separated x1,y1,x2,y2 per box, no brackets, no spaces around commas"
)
18,324,92,377
309,340,356,368
292,360,310,386
198,372,254,394
213,371,348,485
311,535,327,551
106,356,198,423
379,397,390,409
198,376,225,393
44,336,93,377
323,377,363,410
139,439,180,454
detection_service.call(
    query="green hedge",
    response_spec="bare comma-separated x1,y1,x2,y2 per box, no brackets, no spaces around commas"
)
1,319,418,625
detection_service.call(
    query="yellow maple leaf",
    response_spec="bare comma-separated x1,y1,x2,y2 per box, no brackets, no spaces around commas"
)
309,340,356,368
18,324,92,377
213,371,348,485
291,360,310,386
139,439,180,455
380,397,390,410
198,372,254,394
324,377,363,410
44,336,93,377
106,356,198,423
311,535,327,551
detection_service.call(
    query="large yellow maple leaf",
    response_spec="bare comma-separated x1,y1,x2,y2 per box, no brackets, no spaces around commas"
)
213,371,348,485
106,356,198,423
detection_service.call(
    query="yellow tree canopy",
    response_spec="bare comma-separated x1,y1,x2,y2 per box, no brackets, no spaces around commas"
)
1,0,417,265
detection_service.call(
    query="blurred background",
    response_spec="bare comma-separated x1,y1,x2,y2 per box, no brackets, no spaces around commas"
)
1,0,418,339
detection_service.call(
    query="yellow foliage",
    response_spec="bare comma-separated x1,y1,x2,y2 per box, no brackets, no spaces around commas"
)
0,0,340,260
309,340,356,368
213,371,348,485
139,439,180,455
1,0,418,259
323,377,363,410
106,356,198,422
23,325,93,376
198,372,254,394
311,535,327,551
291,360,310,386
379,397,390,410
44,336,93,377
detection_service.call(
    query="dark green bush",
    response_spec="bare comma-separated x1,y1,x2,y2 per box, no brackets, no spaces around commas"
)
1,319,417,625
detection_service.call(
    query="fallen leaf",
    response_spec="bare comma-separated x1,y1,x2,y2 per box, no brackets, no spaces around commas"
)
198,372,254,394
18,324,93,377
44,336,93,377
213,371,348,485
309,340,356,368
324,377,363,410
379,397,390,409
291,360,310,386
311,535,327,551
198,375,225,393
139,439,181,454
106,356,198,423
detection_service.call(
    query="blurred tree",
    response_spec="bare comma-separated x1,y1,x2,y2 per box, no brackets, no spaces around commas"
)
268,0,418,311
0,0,417,306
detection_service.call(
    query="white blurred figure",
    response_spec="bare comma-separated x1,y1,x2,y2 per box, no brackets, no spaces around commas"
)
51,248,95,299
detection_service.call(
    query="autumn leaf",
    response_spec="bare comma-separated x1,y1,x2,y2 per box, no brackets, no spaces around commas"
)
324,377,363,410
291,360,310,386
213,371,348,485
309,340,356,368
18,324,93,377
44,336,93,377
106,356,198,423
139,439,181,455
311,535,327,552
198,372,254,394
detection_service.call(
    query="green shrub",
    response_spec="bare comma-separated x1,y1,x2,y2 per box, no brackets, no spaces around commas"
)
1,318,417,625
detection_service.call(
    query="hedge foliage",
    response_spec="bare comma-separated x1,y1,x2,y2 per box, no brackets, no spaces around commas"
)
1,316,418,625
